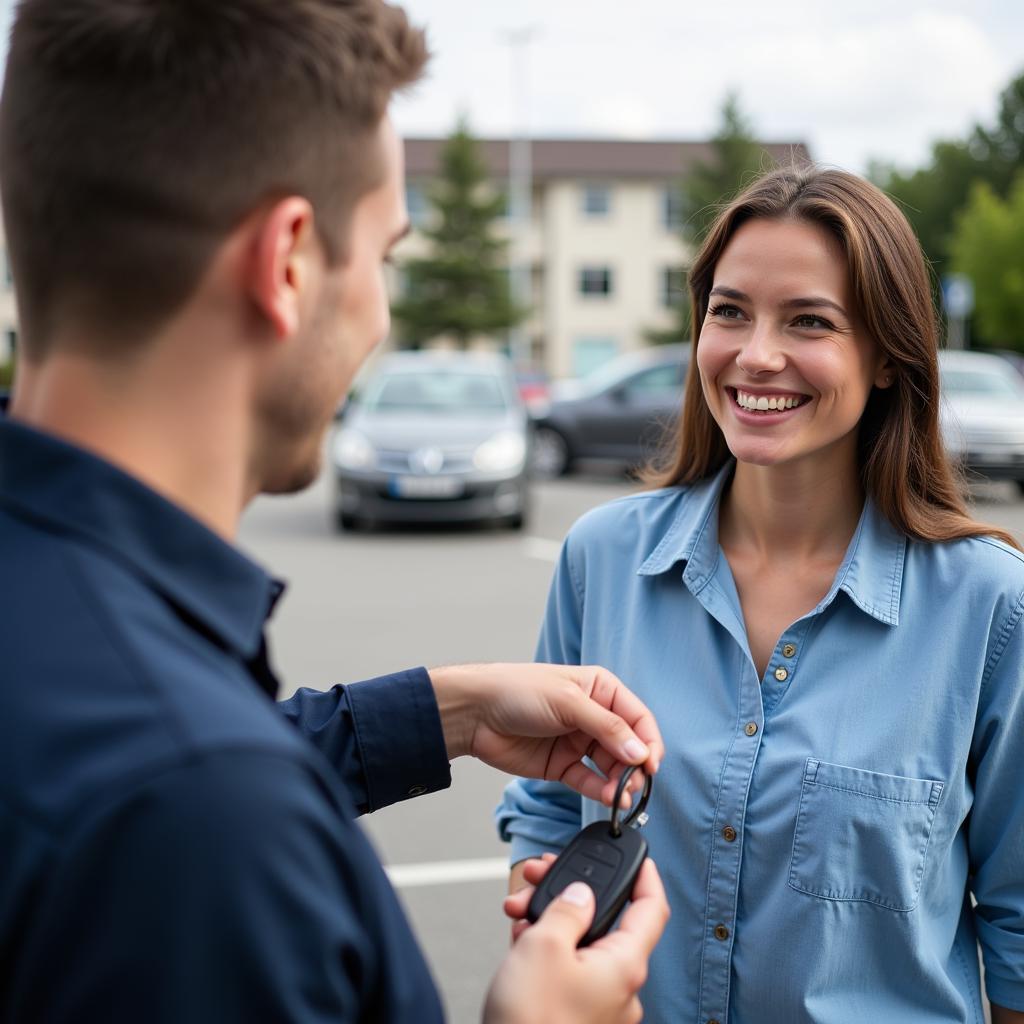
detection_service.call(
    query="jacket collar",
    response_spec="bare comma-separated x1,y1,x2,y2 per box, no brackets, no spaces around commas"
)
0,417,282,658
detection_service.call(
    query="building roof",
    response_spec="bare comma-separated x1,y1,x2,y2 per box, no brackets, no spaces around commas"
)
404,137,812,181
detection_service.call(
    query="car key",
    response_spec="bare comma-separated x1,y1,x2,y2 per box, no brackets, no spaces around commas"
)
526,765,652,947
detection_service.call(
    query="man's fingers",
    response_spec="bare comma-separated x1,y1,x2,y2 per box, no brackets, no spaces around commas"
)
559,758,619,803
606,859,670,958
574,666,664,773
560,693,651,769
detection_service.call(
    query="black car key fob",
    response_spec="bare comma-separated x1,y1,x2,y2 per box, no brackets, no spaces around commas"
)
526,765,652,947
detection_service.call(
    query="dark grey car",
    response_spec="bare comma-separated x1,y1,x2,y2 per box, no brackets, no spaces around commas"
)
330,352,530,530
531,344,690,476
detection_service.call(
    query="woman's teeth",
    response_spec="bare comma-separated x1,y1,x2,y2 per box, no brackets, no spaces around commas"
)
734,390,805,412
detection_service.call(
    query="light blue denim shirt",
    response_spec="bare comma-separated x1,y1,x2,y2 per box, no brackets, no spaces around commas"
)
497,464,1024,1023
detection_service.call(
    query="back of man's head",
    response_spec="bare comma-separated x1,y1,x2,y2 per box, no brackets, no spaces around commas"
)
0,0,427,361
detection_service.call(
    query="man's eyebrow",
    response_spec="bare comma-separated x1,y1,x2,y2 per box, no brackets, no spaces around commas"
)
709,285,848,318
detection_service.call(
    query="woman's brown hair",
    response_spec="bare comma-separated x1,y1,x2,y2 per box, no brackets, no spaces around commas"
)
643,166,1020,550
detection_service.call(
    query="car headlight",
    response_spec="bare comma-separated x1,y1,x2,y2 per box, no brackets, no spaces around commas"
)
473,430,527,473
333,429,377,470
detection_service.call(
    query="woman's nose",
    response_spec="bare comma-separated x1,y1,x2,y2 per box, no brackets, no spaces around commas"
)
735,326,786,376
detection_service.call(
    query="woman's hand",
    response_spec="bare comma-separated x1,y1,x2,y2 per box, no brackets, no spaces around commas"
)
429,663,663,805
485,857,670,1024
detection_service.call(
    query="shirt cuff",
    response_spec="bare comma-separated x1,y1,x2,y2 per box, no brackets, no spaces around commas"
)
985,972,1024,1013
346,666,451,812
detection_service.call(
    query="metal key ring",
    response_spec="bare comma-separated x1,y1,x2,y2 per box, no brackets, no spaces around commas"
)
610,764,653,836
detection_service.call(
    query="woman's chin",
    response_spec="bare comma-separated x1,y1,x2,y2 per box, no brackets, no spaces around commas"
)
725,440,792,468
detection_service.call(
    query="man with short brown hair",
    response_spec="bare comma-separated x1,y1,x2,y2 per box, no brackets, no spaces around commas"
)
0,1,668,1021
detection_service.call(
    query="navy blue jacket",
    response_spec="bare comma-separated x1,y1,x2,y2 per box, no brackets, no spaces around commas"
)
0,418,451,1022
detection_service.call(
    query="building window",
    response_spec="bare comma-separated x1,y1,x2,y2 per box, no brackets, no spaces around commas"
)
581,184,611,217
578,266,613,297
572,336,619,377
661,267,687,307
662,185,685,231
406,183,430,228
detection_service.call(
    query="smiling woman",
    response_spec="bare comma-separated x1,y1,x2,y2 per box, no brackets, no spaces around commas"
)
498,166,1024,1024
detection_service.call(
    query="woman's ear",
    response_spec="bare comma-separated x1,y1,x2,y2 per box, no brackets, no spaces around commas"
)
874,359,897,390
247,197,318,340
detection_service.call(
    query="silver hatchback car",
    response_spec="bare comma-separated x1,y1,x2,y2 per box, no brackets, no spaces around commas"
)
939,349,1024,493
330,351,531,530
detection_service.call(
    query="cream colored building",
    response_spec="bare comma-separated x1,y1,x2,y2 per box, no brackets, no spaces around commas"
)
401,137,809,379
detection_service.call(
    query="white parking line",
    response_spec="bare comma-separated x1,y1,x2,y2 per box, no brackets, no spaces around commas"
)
523,536,562,562
386,856,510,889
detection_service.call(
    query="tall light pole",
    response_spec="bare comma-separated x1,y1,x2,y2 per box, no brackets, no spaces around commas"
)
501,26,538,371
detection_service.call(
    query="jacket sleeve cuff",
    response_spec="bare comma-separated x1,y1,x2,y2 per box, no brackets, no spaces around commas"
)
347,666,451,812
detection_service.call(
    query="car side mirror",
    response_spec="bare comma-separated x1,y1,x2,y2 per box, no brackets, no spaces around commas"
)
608,385,629,404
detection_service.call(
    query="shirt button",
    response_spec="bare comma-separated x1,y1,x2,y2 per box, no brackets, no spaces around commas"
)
774,667,788,682
744,721,758,736
407,785,428,796
782,643,797,658
713,923,730,941
722,825,737,842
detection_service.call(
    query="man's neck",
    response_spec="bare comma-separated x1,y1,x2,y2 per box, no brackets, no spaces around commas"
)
11,346,251,541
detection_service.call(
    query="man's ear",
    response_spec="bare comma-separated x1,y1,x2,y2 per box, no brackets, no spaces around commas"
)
248,197,318,340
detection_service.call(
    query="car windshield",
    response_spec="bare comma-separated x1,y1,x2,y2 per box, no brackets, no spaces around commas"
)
364,371,510,414
940,367,1023,398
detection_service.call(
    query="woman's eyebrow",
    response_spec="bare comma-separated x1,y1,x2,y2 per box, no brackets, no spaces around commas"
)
780,296,849,317
710,285,849,318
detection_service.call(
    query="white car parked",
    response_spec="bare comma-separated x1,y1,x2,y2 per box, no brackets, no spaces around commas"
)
939,349,1024,493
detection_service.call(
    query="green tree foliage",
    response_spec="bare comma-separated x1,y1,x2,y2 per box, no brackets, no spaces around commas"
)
950,173,1024,350
390,121,526,347
646,93,767,345
876,71,1024,274
680,92,771,246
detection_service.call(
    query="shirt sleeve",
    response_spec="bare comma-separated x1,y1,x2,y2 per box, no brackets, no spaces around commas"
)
970,593,1024,1012
277,666,451,814
13,750,440,1023
496,538,585,864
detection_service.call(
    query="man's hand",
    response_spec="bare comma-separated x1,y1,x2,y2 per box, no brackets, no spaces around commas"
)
484,857,669,1024
429,663,663,806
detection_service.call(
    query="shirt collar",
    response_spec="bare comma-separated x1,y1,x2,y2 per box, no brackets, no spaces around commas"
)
0,417,282,659
637,461,907,626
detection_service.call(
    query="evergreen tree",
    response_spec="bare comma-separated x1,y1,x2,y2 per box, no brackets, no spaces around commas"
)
391,120,526,347
681,92,770,245
646,93,767,345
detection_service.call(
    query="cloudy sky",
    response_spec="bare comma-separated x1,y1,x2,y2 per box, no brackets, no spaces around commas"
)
0,1,1020,175
390,0,1024,174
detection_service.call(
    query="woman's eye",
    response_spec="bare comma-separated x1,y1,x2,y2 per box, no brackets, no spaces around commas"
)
793,314,833,330
709,303,744,320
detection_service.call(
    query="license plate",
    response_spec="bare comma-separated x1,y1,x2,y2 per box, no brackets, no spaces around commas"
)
389,475,464,499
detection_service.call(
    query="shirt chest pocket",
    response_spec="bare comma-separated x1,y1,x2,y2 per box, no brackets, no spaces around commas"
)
788,758,944,913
